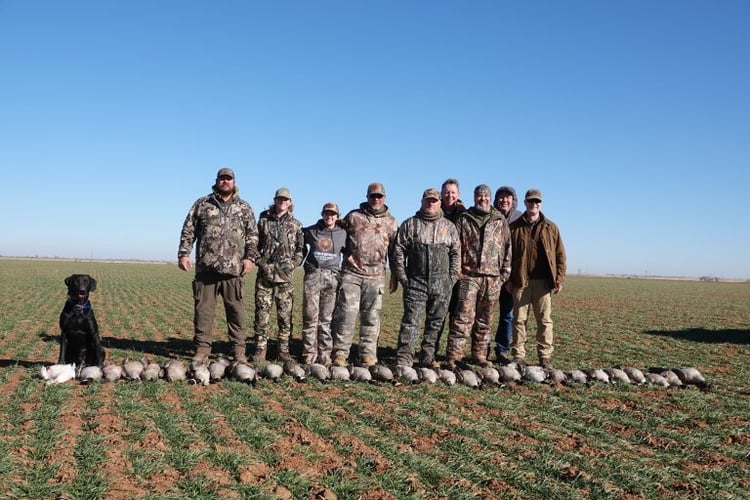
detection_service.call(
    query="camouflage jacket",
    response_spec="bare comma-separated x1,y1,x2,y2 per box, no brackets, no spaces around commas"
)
178,189,259,276
340,202,398,279
393,212,460,285
509,212,566,288
257,209,305,283
455,206,511,280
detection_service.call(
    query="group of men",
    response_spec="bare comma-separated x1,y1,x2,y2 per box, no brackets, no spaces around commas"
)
178,168,566,370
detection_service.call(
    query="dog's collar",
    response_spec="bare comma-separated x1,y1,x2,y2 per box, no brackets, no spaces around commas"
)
69,299,92,313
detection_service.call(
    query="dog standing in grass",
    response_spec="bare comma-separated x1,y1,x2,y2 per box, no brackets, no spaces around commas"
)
58,274,105,368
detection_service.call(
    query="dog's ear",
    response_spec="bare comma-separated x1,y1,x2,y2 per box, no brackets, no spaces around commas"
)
88,277,97,292
64,275,73,287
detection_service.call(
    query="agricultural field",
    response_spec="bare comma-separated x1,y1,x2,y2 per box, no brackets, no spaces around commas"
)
0,259,748,499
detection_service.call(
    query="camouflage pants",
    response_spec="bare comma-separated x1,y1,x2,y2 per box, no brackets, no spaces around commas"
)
511,279,554,360
301,268,339,364
193,272,247,354
446,275,502,361
253,276,295,352
331,272,384,364
396,276,452,366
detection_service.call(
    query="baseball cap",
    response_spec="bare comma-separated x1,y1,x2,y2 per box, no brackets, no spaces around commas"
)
422,188,440,201
321,202,340,215
274,187,292,200
525,188,543,202
367,182,386,196
216,167,235,179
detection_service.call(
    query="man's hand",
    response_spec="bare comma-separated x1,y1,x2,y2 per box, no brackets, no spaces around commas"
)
178,256,192,272
242,259,254,276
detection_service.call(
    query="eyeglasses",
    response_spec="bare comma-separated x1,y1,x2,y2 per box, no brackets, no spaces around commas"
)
526,199,541,204
368,193,384,199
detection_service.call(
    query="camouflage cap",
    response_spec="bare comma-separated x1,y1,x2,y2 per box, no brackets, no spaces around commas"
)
422,188,440,201
495,185,515,197
524,188,543,202
274,187,292,200
321,202,340,215
216,167,235,179
367,182,386,196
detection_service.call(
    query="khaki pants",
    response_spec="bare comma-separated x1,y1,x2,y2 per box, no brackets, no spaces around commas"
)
511,279,554,360
193,272,246,353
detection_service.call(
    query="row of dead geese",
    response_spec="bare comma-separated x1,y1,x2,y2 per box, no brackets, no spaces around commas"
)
39,357,708,389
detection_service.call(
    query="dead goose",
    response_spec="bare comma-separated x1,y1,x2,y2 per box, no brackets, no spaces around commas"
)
605,367,631,384
283,360,307,382
102,363,123,382
261,362,284,381
349,365,371,382
330,365,351,381
163,359,187,382
394,365,420,384
208,357,231,382
645,372,670,388
565,369,588,385
78,365,103,384
523,365,547,384
621,366,646,385
457,369,481,389
438,368,457,386
478,366,501,386
122,358,145,381
672,367,708,388
416,367,438,384
660,370,683,388
584,368,610,384
498,364,523,383
546,368,567,385
308,363,331,382
141,360,163,381
231,361,257,385
369,365,394,384
189,360,211,386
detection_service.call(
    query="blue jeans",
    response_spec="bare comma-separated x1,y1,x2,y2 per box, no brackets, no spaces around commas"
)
494,286,514,356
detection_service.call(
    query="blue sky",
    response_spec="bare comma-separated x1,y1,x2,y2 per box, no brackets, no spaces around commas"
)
1,1,748,278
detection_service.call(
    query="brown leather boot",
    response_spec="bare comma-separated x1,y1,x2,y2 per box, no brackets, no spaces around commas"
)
233,346,247,363
192,345,211,362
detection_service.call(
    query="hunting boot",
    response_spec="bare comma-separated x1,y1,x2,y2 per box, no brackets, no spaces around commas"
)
192,345,211,363
252,346,267,363
233,345,247,363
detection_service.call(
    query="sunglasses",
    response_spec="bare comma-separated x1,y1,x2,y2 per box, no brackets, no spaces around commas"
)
526,199,542,204
368,193,384,199
217,176,233,181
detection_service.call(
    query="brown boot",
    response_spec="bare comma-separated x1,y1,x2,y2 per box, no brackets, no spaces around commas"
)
278,351,291,362
192,345,211,362
252,347,267,362
233,346,247,363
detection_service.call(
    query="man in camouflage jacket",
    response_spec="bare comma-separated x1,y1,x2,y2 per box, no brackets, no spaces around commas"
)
393,188,460,368
330,182,398,367
178,168,259,362
253,187,305,361
446,184,512,368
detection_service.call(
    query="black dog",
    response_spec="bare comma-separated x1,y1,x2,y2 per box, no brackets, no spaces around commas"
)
58,274,105,368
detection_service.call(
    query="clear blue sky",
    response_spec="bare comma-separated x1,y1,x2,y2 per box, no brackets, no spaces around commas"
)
1,1,748,278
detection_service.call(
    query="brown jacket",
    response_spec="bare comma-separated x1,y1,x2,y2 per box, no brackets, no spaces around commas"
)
509,212,566,288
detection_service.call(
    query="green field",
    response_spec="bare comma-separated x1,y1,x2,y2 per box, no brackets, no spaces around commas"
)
0,259,748,499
